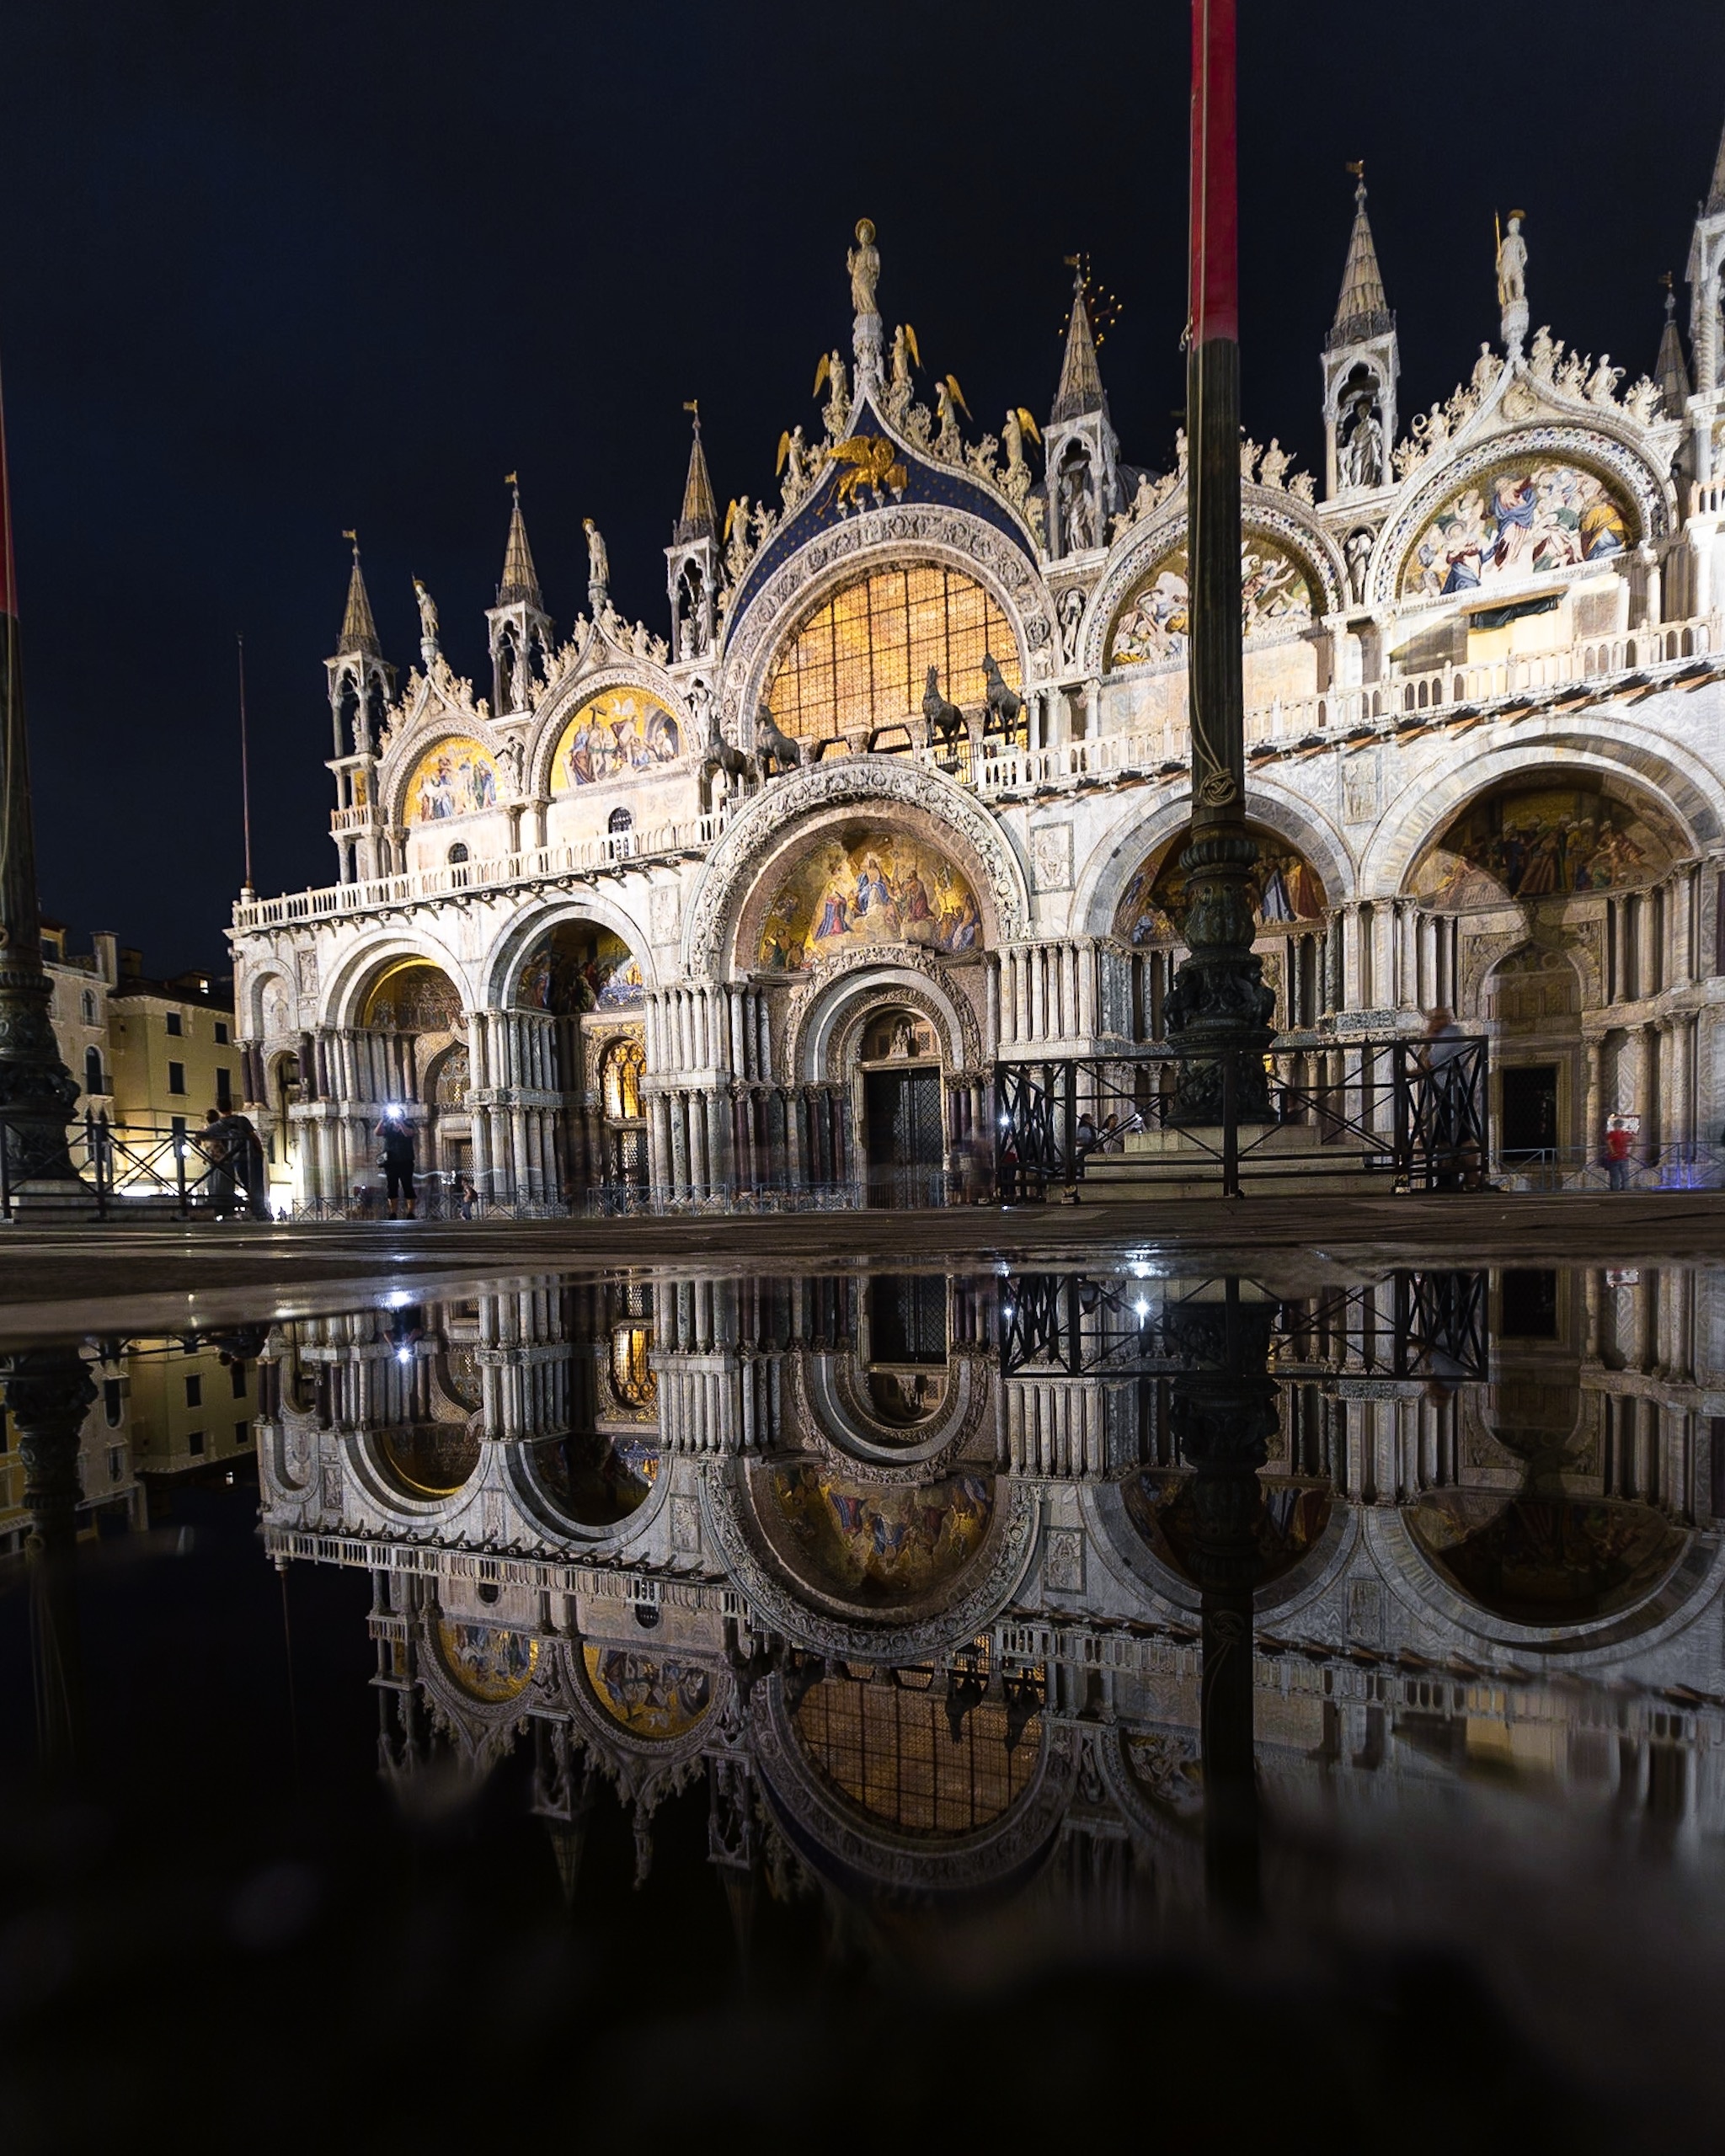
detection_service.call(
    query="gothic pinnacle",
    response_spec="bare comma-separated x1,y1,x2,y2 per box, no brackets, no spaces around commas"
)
337,532,381,658
498,477,542,609
1328,162,1391,350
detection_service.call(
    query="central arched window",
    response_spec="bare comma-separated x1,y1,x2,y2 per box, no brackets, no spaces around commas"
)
764,564,1018,743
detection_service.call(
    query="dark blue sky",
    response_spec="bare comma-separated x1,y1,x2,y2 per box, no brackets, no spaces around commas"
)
3,1,1722,972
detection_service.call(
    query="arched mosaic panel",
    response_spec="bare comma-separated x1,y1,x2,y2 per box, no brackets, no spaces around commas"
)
515,921,642,1011
436,1620,538,1702
360,962,463,1032
1114,824,1327,946
551,686,681,789
756,830,982,972
768,1465,993,1605
403,736,499,823
1108,534,1316,668
764,563,1017,742
1409,779,1681,909
1400,460,1633,600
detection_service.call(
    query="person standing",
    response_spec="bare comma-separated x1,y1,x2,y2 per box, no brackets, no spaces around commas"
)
1604,1116,1633,1192
376,1111,417,1220
200,1108,236,1218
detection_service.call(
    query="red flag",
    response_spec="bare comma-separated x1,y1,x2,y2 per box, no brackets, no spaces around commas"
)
1188,0,1239,347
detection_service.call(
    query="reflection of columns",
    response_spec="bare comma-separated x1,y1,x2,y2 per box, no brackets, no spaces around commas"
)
0,1349,98,1781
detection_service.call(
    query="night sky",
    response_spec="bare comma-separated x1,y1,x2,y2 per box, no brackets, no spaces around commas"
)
3,2,1722,974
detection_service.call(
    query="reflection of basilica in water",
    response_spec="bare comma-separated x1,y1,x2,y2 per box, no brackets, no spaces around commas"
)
231,125,1725,1203
252,1262,1725,1913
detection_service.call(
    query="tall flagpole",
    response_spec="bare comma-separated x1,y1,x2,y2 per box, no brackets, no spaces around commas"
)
1167,0,1274,1127
0,343,79,1193
238,632,254,898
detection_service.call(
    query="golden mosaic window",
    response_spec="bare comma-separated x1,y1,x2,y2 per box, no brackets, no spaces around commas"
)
764,565,1018,742
795,1673,1039,1834
601,1037,645,1120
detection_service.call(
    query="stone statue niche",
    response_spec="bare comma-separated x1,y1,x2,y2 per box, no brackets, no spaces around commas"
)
1334,363,1386,495
1057,440,1097,555
676,562,706,660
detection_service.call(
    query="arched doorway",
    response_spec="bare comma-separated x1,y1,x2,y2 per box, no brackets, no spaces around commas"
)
1114,820,1331,1038
855,1004,946,1208
344,958,467,1210
508,920,645,1201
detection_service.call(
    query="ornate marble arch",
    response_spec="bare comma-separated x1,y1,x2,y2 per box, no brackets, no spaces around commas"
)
479,891,659,1009
505,1433,673,1550
1075,779,1357,939
782,953,985,1083
720,502,1058,734
1083,486,1348,676
1359,726,1713,899
531,1632,733,1817
321,930,472,1033
526,661,693,799
1371,424,1673,611
681,755,1031,977
698,1459,1039,1664
751,1672,1080,1897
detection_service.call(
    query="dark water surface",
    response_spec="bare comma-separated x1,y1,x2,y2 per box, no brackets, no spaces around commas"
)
3,1256,1724,2151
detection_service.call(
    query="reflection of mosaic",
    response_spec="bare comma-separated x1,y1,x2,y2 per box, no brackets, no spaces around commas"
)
405,736,498,823
1411,783,1679,909
379,1422,478,1497
516,923,642,1011
1402,462,1632,598
437,1620,537,1702
362,963,463,1032
1109,536,1315,667
582,1646,711,1737
531,1433,660,1527
757,834,981,972
1116,830,1325,946
770,1465,991,1605
1125,1732,1204,1817
1407,1492,1684,1625
1124,1470,1331,1586
552,689,680,788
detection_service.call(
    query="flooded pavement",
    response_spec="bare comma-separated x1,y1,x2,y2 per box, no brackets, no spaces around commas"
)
5,1251,1725,2150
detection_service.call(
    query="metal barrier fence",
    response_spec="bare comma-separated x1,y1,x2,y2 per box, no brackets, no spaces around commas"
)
1487,1143,1724,1194
994,1038,1489,1199
0,1113,259,1221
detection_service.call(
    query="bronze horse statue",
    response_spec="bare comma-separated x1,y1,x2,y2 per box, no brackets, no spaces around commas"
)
921,664,966,753
754,701,804,779
980,651,1024,739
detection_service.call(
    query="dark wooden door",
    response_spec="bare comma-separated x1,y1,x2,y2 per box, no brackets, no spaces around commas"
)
863,1067,944,1207
1500,1064,1558,1157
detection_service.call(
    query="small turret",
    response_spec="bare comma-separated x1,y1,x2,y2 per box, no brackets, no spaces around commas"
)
323,535,394,883
1688,112,1725,398
1043,261,1119,558
1657,275,1692,418
326,535,393,757
486,478,553,716
1322,166,1398,503
665,403,719,664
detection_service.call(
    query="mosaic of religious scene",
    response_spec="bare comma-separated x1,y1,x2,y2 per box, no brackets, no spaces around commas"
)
361,962,464,1033
1410,782,1680,909
436,1620,538,1703
769,1465,993,1606
515,922,643,1011
1125,1470,1332,1588
1108,536,1316,667
757,832,982,971
552,688,681,788
405,735,499,823
1115,826,1326,946
581,1646,712,1738
1406,1492,1685,1625
530,1431,660,1527
378,1422,478,1497
1402,462,1632,600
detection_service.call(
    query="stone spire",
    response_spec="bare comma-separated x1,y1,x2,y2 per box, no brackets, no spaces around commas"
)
675,403,717,542
1051,261,1108,424
1709,110,1725,214
1657,277,1692,415
1327,168,1391,350
337,534,381,657
497,478,542,608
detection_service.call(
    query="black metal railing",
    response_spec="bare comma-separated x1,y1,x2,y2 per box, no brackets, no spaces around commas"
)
0,1112,260,1221
993,1037,1488,1199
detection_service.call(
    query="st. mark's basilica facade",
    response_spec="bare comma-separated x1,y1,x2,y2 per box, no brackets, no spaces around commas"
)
232,125,1725,1207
